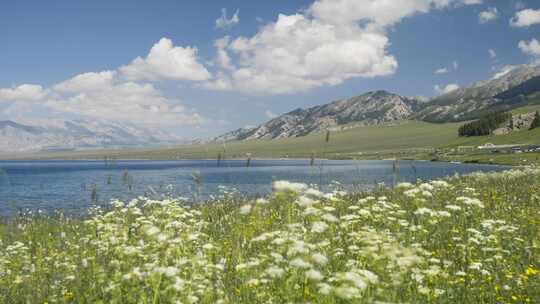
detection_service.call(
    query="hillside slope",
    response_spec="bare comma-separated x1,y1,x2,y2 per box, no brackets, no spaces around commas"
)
215,91,422,141
416,65,540,122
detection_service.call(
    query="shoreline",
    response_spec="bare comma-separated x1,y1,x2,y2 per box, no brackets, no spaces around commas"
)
0,155,522,167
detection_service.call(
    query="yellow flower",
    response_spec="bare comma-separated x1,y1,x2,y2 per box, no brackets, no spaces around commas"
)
525,266,538,276
64,291,74,301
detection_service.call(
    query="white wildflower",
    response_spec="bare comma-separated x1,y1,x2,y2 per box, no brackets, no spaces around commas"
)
290,258,312,269
297,196,316,207
317,283,332,295
239,204,252,215
404,188,421,197
414,208,433,216
265,266,285,279
445,204,461,211
311,253,329,266
255,198,269,205
306,269,324,281
311,221,329,233
397,182,414,189
321,213,338,223
273,181,307,193
334,285,360,299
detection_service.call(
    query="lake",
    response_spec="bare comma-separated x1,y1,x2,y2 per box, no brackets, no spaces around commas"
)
0,159,510,216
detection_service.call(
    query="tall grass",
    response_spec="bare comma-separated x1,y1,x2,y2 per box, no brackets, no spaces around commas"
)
0,168,539,303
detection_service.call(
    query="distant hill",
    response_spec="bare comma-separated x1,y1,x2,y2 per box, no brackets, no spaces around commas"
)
214,91,423,141
415,64,540,122
0,119,181,152
216,64,540,142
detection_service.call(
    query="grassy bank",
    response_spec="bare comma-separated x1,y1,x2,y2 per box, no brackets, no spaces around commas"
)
1,168,539,303
1,119,539,166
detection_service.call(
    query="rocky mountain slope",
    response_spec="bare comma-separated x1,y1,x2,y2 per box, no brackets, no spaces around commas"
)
0,119,180,153
215,91,422,141
217,64,540,142
493,111,538,135
415,65,540,122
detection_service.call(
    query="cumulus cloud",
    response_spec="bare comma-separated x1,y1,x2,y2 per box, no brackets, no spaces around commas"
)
434,83,460,95
215,8,240,30
518,38,540,57
54,70,117,93
510,9,540,27
120,38,211,82
47,79,202,127
1,38,209,129
308,0,481,29
479,7,498,24
0,84,47,102
434,67,449,74
489,49,497,59
206,0,481,94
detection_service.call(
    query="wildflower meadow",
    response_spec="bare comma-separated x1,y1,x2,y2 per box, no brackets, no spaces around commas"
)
0,168,539,303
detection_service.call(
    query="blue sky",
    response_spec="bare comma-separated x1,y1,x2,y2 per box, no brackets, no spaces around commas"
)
1,0,540,139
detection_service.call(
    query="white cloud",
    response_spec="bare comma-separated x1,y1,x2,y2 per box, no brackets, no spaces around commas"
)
434,83,460,95
216,8,240,30
479,7,498,24
510,9,540,27
54,71,116,93
518,38,540,57
206,14,397,94
1,38,209,129
489,49,497,59
308,0,481,29
120,38,211,82
264,110,278,119
434,67,449,74
453,60,459,70
47,79,202,127
214,37,235,70
0,84,47,102
206,0,480,95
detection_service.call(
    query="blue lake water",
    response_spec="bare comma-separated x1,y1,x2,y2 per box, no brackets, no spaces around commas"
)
0,159,510,216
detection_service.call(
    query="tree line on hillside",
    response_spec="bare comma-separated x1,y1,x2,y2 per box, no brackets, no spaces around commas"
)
458,111,512,137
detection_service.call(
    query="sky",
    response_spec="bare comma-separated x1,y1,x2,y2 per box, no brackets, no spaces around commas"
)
1,0,540,139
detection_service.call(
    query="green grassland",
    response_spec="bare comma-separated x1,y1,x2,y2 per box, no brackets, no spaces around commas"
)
2,111,539,165
1,168,539,303
0,120,463,160
510,104,540,115
444,127,540,148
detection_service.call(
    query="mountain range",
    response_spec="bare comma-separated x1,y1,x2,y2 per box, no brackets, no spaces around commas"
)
0,119,180,153
215,64,540,142
2,64,540,152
